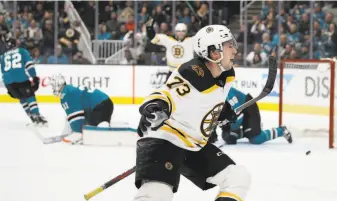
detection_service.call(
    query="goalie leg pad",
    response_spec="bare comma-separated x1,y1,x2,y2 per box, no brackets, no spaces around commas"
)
206,164,251,201
134,181,173,201
97,121,110,127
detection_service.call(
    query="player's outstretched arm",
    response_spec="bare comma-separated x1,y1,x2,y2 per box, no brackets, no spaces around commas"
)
145,16,169,46
145,16,156,41
22,48,37,78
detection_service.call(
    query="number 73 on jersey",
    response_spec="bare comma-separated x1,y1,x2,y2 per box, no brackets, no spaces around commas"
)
166,76,191,96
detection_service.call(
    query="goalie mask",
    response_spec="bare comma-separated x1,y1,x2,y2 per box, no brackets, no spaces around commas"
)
50,74,66,96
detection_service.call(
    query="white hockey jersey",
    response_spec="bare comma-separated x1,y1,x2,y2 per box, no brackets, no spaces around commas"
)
142,58,235,151
151,34,194,71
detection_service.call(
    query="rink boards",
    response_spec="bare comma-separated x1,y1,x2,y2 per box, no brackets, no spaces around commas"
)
0,64,334,116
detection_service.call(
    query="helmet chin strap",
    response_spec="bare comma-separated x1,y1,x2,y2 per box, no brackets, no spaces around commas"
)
204,52,226,73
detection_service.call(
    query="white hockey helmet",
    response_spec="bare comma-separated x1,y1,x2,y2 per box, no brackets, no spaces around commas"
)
194,25,237,63
175,23,187,32
175,23,187,41
49,73,66,96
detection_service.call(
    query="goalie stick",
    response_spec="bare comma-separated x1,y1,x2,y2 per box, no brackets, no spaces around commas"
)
83,56,278,200
28,125,70,144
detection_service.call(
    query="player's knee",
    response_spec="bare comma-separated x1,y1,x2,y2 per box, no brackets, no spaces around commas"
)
207,165,251,201
134,181,173,201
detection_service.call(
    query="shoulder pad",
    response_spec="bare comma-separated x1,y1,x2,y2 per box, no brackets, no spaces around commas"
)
178,58,217,92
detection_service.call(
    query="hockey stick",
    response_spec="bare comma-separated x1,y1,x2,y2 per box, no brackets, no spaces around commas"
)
219,56,277,127
185,1,202,25
83,56,277,200
235,56,277,113
28,124,70,144
84,166,136,200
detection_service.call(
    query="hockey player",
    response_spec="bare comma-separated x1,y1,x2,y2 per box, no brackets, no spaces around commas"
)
146,17,194,81
134,25,251,201
209,87,293,145
49,74,114,144
0,38,47,125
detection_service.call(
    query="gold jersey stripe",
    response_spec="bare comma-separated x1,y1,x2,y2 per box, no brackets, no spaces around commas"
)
165,122,207,146
216,192,243,201
155,90,176,113
160,124,195,148
151,35,160,44
145,94,170,103
143,94,171,111
201,84,219,94
226,76,235,83
167,61,182,68
167,36,177,41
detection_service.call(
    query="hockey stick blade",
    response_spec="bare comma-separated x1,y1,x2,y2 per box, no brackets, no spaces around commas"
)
234,56,277,114
84,166,136,200
43,133,70,144
27,125,70,144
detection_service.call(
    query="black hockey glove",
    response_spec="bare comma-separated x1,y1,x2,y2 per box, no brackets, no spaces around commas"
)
31,77,40,92
218,101,237,123
221,124,239,145
145,16,156,41
137,100,170,137
208,129,218,143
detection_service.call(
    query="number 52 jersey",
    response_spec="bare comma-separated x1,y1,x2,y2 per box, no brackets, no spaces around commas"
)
142,58,235,151
1,48,36,85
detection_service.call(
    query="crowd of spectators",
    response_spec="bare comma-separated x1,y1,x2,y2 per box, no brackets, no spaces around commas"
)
0,1,235,65
0,1,92,64
236,1,337,67
72,1,235,65
1,1,336,66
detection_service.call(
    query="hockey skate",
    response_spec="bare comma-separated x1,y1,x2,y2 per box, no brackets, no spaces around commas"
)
282,126,293,143
28,113,38,124
35,115,48,127
62,132,83,145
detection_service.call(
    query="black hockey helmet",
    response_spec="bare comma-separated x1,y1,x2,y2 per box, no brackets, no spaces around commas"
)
5,37,16,50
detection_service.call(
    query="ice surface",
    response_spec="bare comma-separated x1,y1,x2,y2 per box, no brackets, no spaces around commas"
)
0,103,336,201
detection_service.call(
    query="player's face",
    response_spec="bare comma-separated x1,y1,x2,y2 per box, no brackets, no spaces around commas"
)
175,31,186,41
221,39,238,68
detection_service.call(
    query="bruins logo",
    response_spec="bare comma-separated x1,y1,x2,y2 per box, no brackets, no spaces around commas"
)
206,27,214,33
165,162,173,170
200,103,225,138
66,28,75,38
191,65,204,77
172,45,184,58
